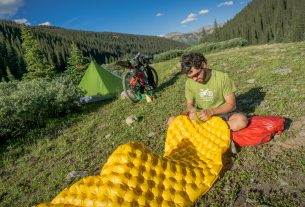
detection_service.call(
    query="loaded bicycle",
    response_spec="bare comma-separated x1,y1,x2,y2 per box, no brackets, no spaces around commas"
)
116,53,158,103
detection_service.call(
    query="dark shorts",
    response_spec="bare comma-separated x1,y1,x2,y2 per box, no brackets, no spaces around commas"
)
218,112,236,121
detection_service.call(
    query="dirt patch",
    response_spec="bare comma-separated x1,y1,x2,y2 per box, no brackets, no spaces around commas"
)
270,116,305,155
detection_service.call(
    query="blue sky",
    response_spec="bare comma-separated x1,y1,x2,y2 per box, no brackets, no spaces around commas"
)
0,0,251,36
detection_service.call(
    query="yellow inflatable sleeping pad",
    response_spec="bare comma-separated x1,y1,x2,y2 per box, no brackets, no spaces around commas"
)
36,115,230,207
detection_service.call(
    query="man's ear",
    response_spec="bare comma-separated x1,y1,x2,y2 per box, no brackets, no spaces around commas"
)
202,61,207,68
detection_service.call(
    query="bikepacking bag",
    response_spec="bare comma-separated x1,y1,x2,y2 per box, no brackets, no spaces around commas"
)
146,67,157,88
231,116,285,146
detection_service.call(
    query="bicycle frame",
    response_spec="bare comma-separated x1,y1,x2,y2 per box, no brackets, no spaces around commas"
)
118,53,158,103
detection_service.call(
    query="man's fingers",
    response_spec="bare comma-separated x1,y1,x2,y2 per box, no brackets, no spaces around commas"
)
189,112,196,120
199,114,207,121
199,110,210,121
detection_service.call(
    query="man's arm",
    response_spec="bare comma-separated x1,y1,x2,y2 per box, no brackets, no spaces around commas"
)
198,93,236,121
186,100,197,120
211,92,236,115
186,100,196,113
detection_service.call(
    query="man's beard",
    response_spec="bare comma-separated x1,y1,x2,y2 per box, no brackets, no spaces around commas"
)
196,69,205,83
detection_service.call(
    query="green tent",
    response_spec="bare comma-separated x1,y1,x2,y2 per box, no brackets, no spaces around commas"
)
78,61,123,102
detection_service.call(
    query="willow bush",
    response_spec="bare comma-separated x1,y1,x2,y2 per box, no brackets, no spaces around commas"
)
0,75,82,138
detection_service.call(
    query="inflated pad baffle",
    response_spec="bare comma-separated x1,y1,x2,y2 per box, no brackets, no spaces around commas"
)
36,116,230,207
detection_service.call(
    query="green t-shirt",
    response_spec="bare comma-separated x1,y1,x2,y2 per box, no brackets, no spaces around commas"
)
185,70,236,109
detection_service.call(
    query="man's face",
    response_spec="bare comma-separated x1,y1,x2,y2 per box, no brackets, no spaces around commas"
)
187,62,207,83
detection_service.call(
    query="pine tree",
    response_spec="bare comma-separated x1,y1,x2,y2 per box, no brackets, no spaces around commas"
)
213,19,221,42
5,44,18,78
21,26,55,80
65,42,88,84
109,56,114,63
0,33,7,80
6,66,15,81
199,0,305,44
66,42,88,73
199,27,208,43
0,32,5,56
291,0,305,41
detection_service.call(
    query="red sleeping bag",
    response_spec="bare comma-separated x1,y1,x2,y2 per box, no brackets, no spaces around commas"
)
231,116,285,146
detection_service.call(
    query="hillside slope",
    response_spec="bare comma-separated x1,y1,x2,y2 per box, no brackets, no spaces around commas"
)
0,20,187,78
1,41,305,207
206,0,305,44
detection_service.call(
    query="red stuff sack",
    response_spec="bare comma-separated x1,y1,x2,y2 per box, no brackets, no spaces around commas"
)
232,116,285,146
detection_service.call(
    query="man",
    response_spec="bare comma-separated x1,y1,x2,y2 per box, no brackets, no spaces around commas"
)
168,52,248,134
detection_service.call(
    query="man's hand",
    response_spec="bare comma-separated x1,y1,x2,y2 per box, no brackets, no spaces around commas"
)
188,111,196,120
198,109,214,122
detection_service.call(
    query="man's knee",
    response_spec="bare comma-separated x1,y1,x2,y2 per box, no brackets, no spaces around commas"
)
238,115,249,129
167,116,176,126
228,113,248,131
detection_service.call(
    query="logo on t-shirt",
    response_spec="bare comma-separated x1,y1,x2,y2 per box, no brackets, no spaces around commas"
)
199,89,214,102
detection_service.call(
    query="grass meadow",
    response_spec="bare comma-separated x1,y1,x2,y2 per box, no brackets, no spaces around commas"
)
1,41,305,207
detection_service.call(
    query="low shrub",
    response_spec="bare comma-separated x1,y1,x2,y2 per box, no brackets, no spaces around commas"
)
0,75,82,138
185,38,248,54
153,38,248,63
154,49,184,63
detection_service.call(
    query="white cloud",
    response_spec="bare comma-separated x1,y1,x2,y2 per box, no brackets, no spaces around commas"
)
39,21,52,26
156,13,164,17
217,1,234,7
181,13,197,24
199,9,209,15
0,0,23,17
14,18,30,25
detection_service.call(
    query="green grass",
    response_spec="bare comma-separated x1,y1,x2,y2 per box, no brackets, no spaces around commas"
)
1,41,305,207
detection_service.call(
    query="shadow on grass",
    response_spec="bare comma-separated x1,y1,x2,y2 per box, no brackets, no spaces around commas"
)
0,98,114,156
236,87,266,114
219,150,235,177
284,118,292,130
156,72,182,92
236,86,292,130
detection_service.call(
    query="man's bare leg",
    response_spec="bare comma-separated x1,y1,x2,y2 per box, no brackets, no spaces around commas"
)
227,112,248,131
167,116,176,126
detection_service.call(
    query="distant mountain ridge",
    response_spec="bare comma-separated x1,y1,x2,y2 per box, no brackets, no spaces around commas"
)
163,25,216,45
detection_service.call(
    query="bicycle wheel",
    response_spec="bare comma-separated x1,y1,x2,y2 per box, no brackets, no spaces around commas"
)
122,71,139,103
145,66,158,89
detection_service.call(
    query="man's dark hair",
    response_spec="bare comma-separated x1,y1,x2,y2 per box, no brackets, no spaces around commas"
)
181,53,207,74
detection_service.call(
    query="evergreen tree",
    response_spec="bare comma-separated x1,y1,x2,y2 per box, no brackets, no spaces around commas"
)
65,42,88,84
0,32,5,56
0,33,7,80
199,27,208,43
202,0,305,44
213,19,221,42
6,66,15,81
5,44,18,78
21,26,54,80
66,42,88,73
0,19,186,75
291,0,305,41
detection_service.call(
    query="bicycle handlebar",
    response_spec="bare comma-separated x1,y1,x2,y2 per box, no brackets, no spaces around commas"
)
116,53,153,69
133,53,153,66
